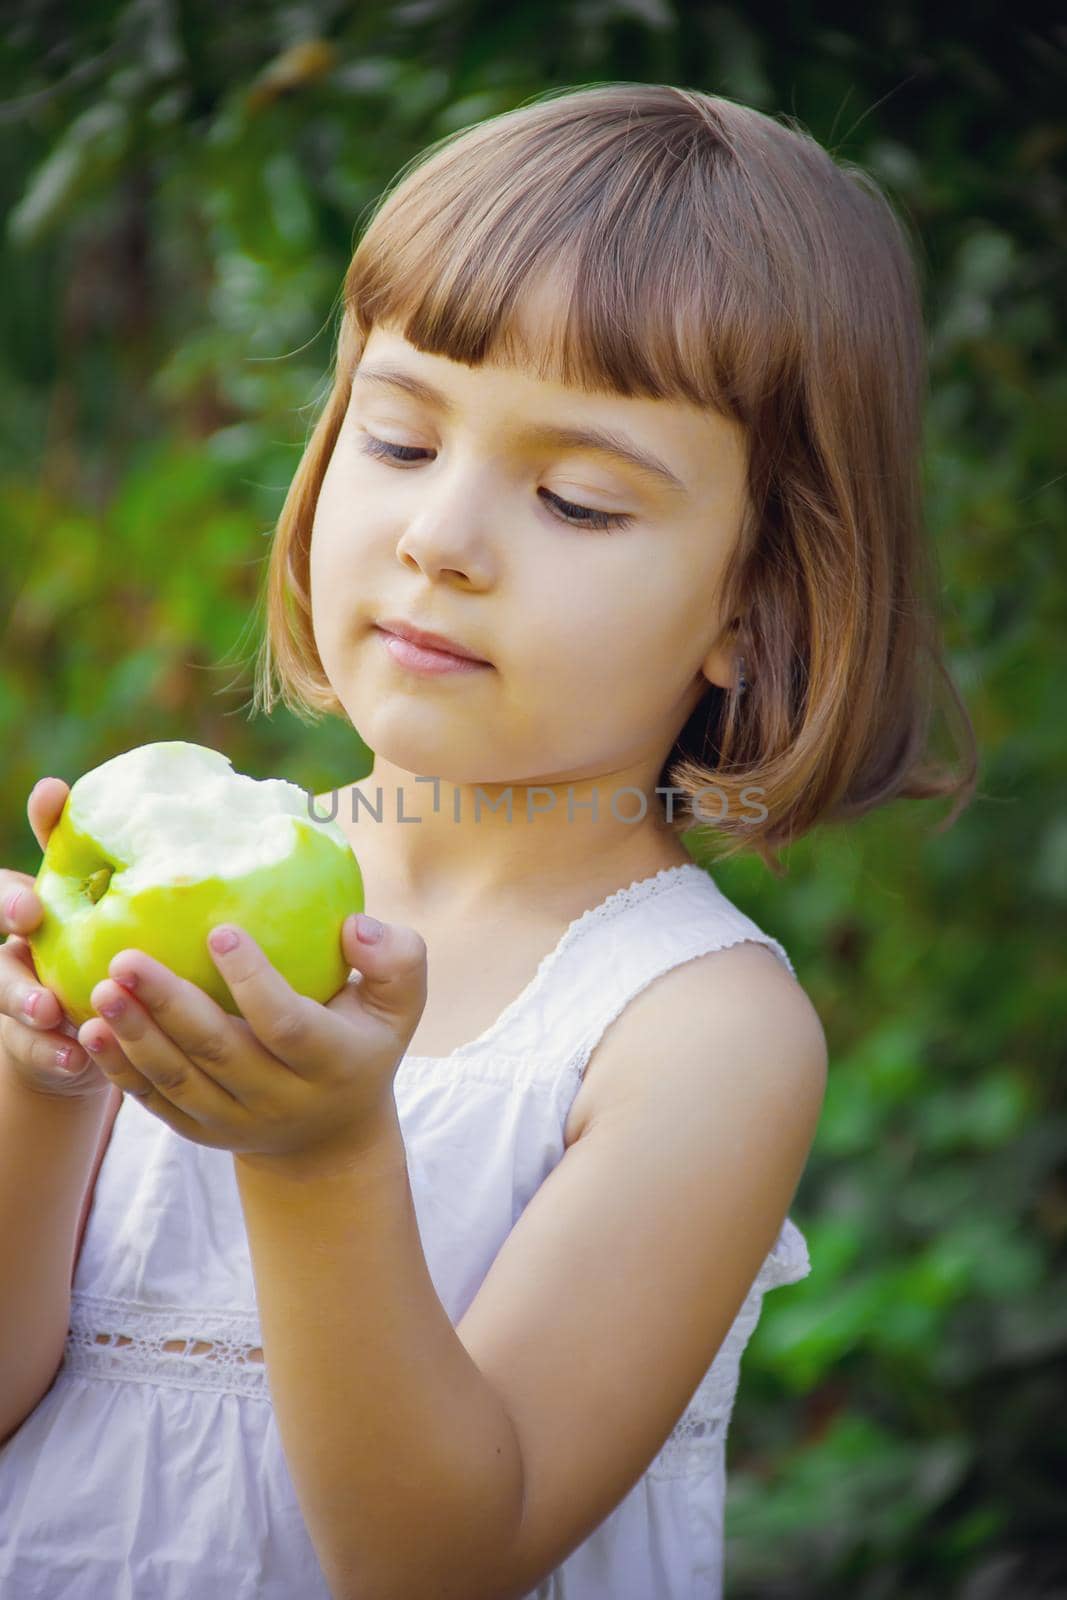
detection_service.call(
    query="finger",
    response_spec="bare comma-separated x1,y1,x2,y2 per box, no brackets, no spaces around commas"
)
79,1013,203,1134
80,1004,168,1100
0,778,68,943
99,950,275,1110
83,978,241,1128
0,1011,93,1080
27,776,69,854
339,914,428,1031
0,939,63,1032
1,874,44,940
205,924,336,1078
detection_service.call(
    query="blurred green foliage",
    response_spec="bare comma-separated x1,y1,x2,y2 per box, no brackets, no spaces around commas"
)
2,4,1065,1596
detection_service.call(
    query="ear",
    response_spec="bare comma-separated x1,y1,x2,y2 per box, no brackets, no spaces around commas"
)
700,617,745,694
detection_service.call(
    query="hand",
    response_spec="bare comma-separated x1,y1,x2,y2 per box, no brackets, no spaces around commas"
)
75,914,427,1176
0,777,109,1099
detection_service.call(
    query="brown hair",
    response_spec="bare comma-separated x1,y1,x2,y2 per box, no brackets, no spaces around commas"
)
251,81,979,876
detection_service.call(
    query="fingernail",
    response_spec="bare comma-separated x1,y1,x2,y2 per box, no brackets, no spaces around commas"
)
55,1046,73,1069
209,926,240,954
5,891,26,924
23,991,41,1019
355,914,383,944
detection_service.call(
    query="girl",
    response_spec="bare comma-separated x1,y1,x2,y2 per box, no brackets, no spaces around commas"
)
0,83,977,1599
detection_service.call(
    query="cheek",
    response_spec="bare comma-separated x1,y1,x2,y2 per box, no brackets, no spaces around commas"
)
308,503,368,674
516,585,653,711
307,527,338,645
535,564,681,659
311,457,402,582
308,465,378,611
546,570,707,725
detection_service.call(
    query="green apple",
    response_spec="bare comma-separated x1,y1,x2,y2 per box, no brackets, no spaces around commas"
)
28,741,364,1027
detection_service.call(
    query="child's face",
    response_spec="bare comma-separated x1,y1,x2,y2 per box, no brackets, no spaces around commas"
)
309,311,750,791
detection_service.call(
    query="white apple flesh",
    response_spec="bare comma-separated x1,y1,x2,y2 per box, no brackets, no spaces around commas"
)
28,741,365,1028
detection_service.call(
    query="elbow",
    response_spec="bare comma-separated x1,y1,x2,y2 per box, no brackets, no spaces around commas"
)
330,1552,525,1600
335,1525,529,1600
327,1475,527,1600
323,1400,527,1600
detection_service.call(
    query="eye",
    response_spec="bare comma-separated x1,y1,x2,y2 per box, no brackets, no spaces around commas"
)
357,432,635,534
359,434,428,466
537,489,634,533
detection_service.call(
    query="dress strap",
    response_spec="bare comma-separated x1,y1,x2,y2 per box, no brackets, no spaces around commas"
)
459,863,796,1077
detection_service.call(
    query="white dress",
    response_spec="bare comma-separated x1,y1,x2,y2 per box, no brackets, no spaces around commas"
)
0,862,813,1599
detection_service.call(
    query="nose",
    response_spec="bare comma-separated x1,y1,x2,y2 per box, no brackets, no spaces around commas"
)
393,462,495,588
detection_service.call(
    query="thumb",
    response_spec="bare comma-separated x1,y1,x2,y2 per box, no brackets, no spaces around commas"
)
340,913,428,1026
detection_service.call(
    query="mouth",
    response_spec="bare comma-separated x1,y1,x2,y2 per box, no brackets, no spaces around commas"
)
374,618,491,665
373,622,493,677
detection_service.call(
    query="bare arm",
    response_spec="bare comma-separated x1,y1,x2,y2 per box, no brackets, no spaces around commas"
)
233,1124,526,1600
0,777,121,1446
231,942,826,1600
0,1071,120,1445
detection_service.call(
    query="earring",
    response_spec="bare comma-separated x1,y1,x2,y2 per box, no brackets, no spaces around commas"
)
737,655,749,696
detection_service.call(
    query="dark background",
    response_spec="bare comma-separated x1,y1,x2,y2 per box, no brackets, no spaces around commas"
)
2,5,1065,1595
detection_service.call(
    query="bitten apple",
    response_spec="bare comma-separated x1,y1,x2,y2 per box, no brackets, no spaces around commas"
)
28,741,364,1027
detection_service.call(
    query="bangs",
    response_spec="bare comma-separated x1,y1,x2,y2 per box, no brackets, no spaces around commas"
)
341,86,795,422
254,83,978,868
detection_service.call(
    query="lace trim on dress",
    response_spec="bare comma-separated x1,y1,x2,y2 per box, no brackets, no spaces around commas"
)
61,1225,808,1469
648,1299,764,1479
564,929,798,1086
756,1216,812,1293
648,1220,812,1479
403,864,794,1068
408,866,711,1065
63,1293,270,1399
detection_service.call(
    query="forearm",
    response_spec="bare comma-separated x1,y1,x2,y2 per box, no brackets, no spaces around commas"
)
0,1065,117,1443
233,1113,526,1600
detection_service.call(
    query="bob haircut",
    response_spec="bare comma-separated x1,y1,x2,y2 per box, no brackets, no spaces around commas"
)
252,81,978,876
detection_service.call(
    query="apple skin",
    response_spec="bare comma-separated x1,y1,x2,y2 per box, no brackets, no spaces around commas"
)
28,762,365,1029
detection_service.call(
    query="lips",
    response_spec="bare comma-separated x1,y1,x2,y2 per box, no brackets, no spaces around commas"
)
374,618,490,664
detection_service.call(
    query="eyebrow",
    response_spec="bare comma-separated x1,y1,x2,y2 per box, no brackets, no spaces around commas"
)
351,363,689,497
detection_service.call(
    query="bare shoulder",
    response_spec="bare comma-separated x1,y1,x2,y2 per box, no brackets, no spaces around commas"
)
568,936,827,1145
459,935,828,1595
